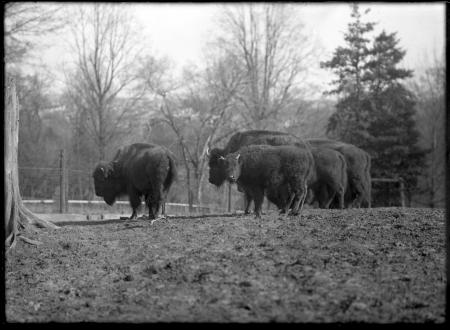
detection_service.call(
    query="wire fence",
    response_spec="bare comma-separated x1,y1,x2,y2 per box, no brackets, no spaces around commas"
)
19,166,95,200
18,149,435,216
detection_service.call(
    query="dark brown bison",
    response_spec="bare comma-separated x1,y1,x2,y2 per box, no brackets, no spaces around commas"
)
264,147,348,211
207,130,312,213
307,147,348,209
307,139,371,208
207,130,352,212
222,145,314,218
93,143,177,220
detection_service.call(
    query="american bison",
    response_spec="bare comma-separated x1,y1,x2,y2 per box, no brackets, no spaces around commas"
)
207,130,354,212
221,145,314,218
307,147,348,209
307,139,371,208
264,147,348,211
207,130,312,213
93,143,177,220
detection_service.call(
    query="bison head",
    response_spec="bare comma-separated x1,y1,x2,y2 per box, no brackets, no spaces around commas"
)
92,162,120,206
207,148,228,187
223,153,241,184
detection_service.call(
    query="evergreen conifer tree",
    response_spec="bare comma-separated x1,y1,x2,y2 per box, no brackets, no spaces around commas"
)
321,5,427,206
321,4,375,145
363,31,426,205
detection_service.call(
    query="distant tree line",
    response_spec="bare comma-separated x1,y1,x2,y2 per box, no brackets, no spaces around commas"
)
5,3,445,209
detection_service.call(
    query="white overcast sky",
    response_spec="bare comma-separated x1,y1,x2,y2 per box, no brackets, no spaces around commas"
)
26,2,446,93
129,3,445,70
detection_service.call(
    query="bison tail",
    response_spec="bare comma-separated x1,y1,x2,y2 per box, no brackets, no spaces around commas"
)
165,154,178,190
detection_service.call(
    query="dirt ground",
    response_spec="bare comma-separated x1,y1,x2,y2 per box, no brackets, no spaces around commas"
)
5,207,446,323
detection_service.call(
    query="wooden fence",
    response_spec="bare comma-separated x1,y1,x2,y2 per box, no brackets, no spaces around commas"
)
368,177,406,208
25,148,407,214
22,199,214,216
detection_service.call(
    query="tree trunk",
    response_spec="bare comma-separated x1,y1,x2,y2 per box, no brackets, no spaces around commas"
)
5,79,59,249
184,162,194,213
196,168,206,207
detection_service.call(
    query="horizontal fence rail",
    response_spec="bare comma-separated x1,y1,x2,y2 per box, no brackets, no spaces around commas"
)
371,177,405,208
19,147,409,215
22,199,216,216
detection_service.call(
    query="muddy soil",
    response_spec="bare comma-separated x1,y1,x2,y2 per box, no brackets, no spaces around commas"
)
5,208,446,323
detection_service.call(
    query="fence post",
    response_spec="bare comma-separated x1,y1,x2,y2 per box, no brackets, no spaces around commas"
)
227,183,232,213
59,149,66,213
399,178,406,208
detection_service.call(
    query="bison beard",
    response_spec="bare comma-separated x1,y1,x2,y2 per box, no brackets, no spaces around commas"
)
93,143,177,220
223,145,314,218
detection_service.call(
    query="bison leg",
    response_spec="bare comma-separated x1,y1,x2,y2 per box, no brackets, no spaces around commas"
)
148,202,156,220
337,184,345,209
305,188,315,205
145,195,160,220
350,179,366,208
290,181,308,217
320,186,336,209
253,189,264,219
148,185,167,221
283,193,297,219
151,202,161,220
244,191,253,215
128,191,142,220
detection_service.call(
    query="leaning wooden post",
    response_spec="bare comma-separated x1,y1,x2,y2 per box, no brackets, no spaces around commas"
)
5,78,59,249
399,177,406,208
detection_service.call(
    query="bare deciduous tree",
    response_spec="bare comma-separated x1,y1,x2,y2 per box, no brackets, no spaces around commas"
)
4,2,66,65
140,53,243,209
411,53,446,207
64,4,145,160
213,3,316,129
181,56,243,205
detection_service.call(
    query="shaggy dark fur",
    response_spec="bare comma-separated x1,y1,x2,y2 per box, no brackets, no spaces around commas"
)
307,147,348,209
223,145,314,218
264,147,348,211
307,138,371,208
208,130,359,212
93,143,177,220
208,130,311,188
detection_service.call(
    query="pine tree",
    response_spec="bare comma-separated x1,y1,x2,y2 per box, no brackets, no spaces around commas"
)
363,31,426,205
320,4,375,145
321,5,427,206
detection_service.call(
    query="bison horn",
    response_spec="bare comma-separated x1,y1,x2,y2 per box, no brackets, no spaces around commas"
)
206,148,210,157
236,154,240,161
98,167,108,179
218,156,225,160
